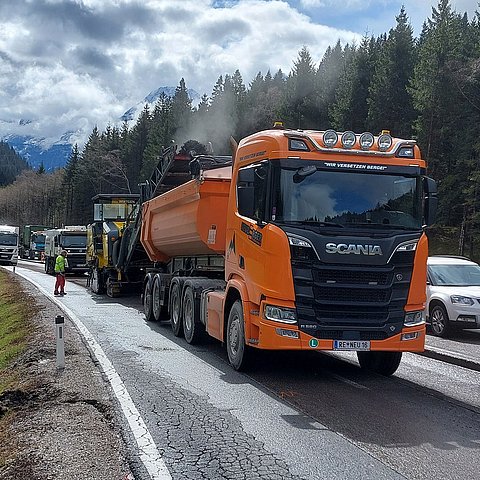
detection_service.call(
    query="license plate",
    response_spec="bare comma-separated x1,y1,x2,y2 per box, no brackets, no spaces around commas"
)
333,340,370,351
0,254,8,259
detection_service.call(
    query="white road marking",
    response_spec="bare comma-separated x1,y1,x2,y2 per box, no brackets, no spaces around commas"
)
14,271,172,480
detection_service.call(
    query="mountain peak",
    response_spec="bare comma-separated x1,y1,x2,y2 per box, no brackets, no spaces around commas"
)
121,86,201,122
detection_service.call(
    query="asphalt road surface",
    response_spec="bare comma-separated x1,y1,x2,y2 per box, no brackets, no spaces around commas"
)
11,260,480,480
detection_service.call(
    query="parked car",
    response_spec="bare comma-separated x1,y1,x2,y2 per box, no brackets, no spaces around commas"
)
426,255,480,337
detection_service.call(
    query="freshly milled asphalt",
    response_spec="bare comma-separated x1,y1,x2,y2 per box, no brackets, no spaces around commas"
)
12,265,402,480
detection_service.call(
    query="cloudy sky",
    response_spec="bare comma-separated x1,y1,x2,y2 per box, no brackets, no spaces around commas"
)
0,0,477,148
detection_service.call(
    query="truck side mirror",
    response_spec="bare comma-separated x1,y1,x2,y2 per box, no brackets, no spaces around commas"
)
237,167,255,219
54,237,58,247
424,176,437,227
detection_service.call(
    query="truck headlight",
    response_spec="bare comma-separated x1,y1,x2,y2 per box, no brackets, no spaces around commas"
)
450,295,475,306
288,235,318,262
404,310,425,326
264,305,297,324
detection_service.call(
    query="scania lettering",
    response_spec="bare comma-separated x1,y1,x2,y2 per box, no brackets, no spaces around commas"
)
325,243,383,255
133,126,437,376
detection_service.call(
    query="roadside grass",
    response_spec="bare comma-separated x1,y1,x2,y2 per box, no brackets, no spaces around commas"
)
0,269,30,394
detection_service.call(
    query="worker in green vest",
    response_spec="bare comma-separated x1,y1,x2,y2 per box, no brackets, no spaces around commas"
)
54,250,68,296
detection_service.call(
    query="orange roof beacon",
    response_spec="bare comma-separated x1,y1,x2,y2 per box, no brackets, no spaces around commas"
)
110,127,438,375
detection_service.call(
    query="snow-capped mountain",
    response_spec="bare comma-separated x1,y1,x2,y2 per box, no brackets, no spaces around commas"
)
2,133,74,171
120,86,201,122
1,86,202,171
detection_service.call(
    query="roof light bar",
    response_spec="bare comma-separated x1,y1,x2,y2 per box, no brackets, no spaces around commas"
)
341,131,356,149
322,129,338,148
359,132,374,150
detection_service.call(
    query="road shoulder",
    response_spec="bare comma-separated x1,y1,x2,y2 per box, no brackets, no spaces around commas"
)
0,270,133,480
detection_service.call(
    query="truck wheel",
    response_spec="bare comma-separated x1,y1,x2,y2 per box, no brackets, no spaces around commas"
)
183,286,204,344
430,304,450,337
143,277,154,322
90,267,104,294
48,258,55,275
226,300,252,371
170,281,184,337
357,351,402,376
152,276,168,322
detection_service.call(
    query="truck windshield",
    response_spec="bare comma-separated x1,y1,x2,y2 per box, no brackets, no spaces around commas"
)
0,233,18,245
61,235,86,247
272,166,423,230
32,234,46,243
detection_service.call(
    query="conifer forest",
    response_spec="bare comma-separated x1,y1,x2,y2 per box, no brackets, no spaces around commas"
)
1,1,480,258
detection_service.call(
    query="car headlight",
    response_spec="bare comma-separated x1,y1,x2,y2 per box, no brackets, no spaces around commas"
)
404,310,425,326
450,295,475,306
264,305,297,324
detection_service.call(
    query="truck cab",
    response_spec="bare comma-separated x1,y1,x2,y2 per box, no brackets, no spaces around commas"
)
0,225,19,266
44,226,88,275
220,127,437,373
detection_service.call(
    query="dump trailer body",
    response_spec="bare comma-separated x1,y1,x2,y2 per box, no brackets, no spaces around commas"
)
141,166,231,263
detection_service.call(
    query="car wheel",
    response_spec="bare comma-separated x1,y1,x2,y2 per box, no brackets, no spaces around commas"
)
430,304,450,337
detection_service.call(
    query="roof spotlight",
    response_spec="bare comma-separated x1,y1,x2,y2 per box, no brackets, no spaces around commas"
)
323,129,338,148
359,132,374,150
378,132,393,151
341,131,356,149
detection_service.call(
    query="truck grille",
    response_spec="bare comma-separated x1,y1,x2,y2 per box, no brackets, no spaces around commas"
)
293,252,414,340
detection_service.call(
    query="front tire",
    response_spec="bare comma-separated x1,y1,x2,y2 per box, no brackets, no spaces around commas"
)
430,304,450,337
226,300,252,371
90,267,104,294
357,351,402,376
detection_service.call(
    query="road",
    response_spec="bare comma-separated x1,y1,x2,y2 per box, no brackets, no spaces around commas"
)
9,260,480,480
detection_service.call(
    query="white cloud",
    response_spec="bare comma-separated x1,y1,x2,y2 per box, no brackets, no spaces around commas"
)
3,0,477,149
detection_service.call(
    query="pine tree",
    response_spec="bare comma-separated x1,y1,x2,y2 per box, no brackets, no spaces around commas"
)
283,46,319,128
368,7,416,137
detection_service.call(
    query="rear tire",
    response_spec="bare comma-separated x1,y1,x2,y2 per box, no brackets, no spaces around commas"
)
143,277,154,322
226,300,252,371
183,286,204,344
152,276,168,322
170,281,183,337
430,304,450,337
357,351,402,376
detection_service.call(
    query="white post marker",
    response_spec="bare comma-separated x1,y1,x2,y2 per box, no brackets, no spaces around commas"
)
55,315,65,369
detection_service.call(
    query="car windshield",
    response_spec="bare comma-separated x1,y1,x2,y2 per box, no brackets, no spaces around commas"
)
429,264,480,286
272,166,423,230
61,235,86,247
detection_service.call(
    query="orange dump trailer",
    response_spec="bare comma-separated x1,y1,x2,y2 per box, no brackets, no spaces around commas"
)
141,167,231,262
141,127,437,375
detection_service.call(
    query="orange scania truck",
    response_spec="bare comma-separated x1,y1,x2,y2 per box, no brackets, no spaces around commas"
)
140,126,437,375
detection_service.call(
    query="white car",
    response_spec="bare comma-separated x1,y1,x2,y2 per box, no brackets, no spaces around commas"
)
426,255,480,337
